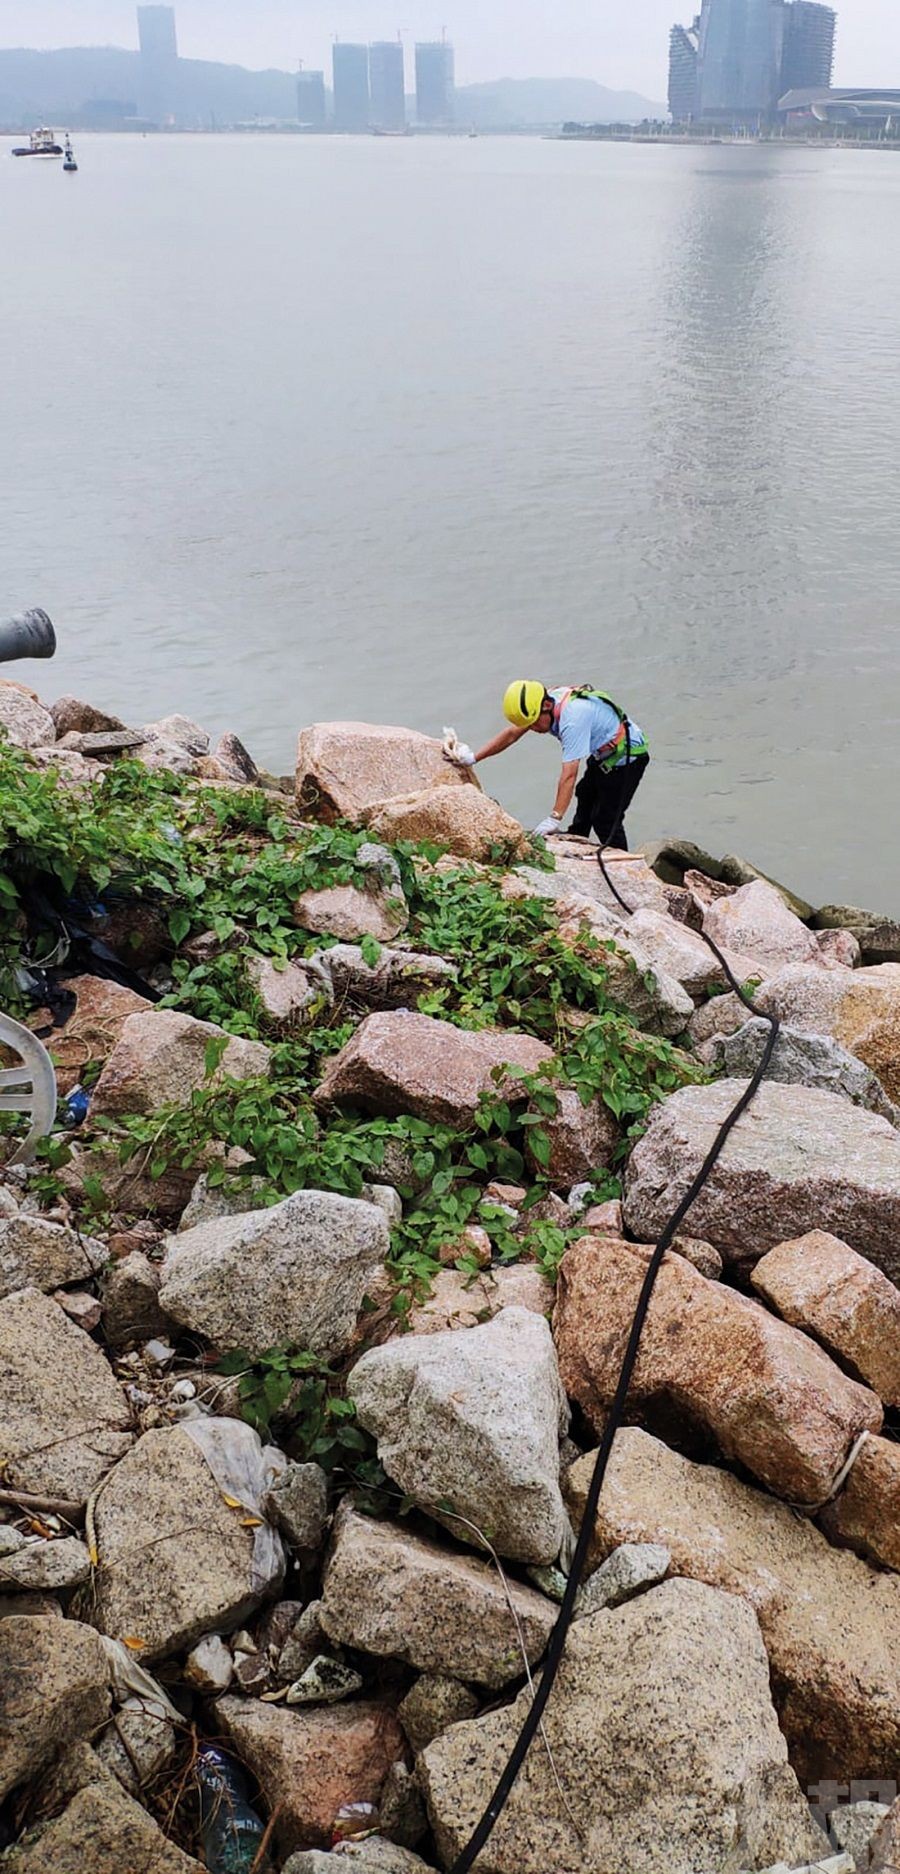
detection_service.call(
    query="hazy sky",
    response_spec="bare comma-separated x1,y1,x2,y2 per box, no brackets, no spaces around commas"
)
0,0,896,98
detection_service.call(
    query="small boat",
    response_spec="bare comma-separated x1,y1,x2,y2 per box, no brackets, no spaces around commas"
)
63,135,78,172
12,126,63,158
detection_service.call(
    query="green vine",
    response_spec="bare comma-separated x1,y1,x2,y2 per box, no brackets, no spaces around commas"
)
1,734,705,1316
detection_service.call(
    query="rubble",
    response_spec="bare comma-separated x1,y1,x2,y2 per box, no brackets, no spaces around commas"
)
527,1084,619,1184
576,1540,670,1614
818,1433,900,1572
44,974,152,1093
265,1462,329,1550
348,1307,570,1563
398,1673,480,1752
5,694,900,1874
294,844,409,944
0,1615,110,1800
216,1694,405,1857
703,1017,900,1122
295,720,476,822
567,1425,900,1779
365,784,526,862
702,877,824,973
420,1578,826,1874
91,1008,271,1118
320,1505,555,1688
624,1079,900,1281
751,1230,900,1405
556,1234,883,1503
5,1778,205,1871
90,1421,285,1659
0,1287,132,1501
755,961,900,1101
314,1009,553,1127
0,1214,107,1300
0,682,55,748
159,1188,389,1358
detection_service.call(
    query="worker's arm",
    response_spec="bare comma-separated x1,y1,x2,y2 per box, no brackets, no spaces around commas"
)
473,724,528,762
534,760,580,838
551,761,579,821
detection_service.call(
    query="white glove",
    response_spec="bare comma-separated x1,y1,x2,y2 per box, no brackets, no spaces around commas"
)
442,726,476,767
533,814,562,838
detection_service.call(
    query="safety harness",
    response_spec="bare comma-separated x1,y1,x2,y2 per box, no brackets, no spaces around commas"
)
552,685,650,772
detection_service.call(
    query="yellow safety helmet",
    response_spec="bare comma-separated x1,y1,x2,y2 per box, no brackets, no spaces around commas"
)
503,680,548,729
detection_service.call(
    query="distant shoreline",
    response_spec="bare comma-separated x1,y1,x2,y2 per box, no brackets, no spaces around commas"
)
3,123,899,150
557,129,900,148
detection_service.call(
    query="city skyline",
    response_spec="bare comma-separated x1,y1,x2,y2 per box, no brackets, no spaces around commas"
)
1,0,898,97
670,0,837,124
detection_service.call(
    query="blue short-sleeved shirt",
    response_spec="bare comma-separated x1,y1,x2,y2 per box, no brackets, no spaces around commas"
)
549,690,647,769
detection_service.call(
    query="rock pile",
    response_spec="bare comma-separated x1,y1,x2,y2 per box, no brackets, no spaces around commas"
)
1,694,899,1872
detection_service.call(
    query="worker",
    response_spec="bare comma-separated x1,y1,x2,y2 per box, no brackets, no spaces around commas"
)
448,681,650,850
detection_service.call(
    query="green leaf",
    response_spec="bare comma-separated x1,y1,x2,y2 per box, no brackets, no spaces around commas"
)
335,1424,370,1453
493,1145,525,1182
204,1034,229,1079
360,934,382,968
216,1351,251,1376
168,908,192,946
82,1173,106,1210
263,1369,293,1415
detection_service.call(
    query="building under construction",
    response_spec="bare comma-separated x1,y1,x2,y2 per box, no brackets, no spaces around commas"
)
415,41,455,125
296,69,326,128
780,0,835,93
368,41,406,132
332,42,370,130
668,20,701,123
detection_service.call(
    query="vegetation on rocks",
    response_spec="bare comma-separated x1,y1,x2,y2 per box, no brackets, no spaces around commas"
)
4,707,900,1874
0,740,701,1301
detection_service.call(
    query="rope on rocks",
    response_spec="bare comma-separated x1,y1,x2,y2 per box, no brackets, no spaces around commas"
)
789,1427,873,1516
448,757,783,1874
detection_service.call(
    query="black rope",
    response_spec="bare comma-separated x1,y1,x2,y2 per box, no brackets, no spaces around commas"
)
448,742,781,1874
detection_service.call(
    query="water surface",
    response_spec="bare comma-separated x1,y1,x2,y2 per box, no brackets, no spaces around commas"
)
2,133,899,907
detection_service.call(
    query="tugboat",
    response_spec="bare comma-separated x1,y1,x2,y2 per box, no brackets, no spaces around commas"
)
63,135,78,172
12,126,63,158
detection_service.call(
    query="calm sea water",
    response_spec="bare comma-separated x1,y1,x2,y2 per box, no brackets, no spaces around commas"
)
2,132,899,908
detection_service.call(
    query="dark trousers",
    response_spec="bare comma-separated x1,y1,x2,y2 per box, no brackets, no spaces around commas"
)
569,753,650,851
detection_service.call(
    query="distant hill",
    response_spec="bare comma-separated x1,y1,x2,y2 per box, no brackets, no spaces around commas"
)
0,46,298,126
0,46,664,132
456,77,666,128
0,46,138,122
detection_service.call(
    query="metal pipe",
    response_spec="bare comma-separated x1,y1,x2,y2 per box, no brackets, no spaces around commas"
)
0,609,56,663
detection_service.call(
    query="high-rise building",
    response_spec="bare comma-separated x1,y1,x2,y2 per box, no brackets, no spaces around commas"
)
369,42,406,131
137,4,178,124
781,1,836,91
670,0,834,124
669,20,701,120
332,42,370,130
698,0,784,123
297,69,327,128
415,41,455,124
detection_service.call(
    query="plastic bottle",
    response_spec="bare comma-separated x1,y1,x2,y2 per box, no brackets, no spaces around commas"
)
196,1746,270,1873
331,1803,379,1844
63,1086,90,1128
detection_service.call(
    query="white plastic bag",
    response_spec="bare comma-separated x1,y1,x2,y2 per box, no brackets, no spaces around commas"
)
100,1635,182,1724
182,1416,287,1594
